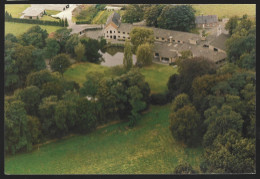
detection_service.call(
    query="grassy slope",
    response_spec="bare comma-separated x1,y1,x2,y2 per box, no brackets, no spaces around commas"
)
5,4,30,18
192,4,256,19
5,104,203,174
63,62,177,93
5,22,62,36
140,64,177,94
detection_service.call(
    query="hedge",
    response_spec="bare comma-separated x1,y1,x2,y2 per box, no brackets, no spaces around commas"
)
76,20,92,24
5,13,68,27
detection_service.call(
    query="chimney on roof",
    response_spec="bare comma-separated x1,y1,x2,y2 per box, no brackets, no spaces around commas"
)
169,36,173,43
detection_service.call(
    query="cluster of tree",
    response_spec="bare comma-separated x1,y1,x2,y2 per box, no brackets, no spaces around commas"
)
167,38,255,173
225,15,256,70
80,68,150,127
5,67,151,155
129,27,155,67
122,5,196,32
5,11,68,27
5,69,80,154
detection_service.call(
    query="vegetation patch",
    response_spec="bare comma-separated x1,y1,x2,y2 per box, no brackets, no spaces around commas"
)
192,4,256,19
5,4,30,18
5,22,63,36
5,104,203,174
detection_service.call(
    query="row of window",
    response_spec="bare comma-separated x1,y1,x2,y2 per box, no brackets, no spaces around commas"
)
155,36,182,43
106,30,129,35
106,35,130,39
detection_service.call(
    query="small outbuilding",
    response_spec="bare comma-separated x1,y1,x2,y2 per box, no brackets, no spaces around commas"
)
195,15,218,28
21,7,45,19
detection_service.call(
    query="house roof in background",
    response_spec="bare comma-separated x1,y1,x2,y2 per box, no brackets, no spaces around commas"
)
195,15,218,24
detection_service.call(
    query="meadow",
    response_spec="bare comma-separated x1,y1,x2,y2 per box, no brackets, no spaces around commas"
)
192,4,256,19
64,62,177,94
5,22,63,36
5,104,203,174
5,4,30,18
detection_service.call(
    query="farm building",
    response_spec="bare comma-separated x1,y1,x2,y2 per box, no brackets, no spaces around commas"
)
102,12,227,64
104,5,123,11
195,15,218,28
20,7,45,19
31,4,70,11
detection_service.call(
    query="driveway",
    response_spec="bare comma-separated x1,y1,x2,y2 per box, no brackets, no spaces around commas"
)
51,4,78,27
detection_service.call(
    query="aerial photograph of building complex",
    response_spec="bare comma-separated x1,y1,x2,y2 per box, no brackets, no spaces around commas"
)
4,3,256,174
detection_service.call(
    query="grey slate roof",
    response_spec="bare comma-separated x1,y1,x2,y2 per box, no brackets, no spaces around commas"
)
154,42,178,58
106,12,121,27
195,15,218,24
209,33,230,51
118,23,133,33
22,7,45,16
31,4,68,11
154,41,226,62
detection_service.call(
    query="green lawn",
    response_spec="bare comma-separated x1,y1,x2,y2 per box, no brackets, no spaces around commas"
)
92,10,125,24
5,4,30,18
192,4,256,19
5,104,203,174
64,62,177,93
140,63,178,94
5,22,63,36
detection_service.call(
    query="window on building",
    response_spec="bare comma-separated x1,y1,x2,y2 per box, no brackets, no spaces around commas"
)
123,32,125,34
118,31,120,33
118,36,120,38
214,48,218,52
178,40,180,43
128,37,130,39
156,37,159,39
162,38,165,40
110,30,112,33
114,31,115,33
123,36,125,38
127,32,129,34
107,31,108,33
203,44,209,48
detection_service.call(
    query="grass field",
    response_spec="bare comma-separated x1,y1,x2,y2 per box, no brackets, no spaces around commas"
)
5,4,30,18
64,62,177,93
192,4,256,19
5,22,63,36
140,64,178,94
92,10,125,24
5,104,203,174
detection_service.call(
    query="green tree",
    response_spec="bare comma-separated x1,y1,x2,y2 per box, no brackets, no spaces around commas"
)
26,69,56,89
74,42,85,62
19,25,48,48
157,5,196,32
27,115,42,144
80,72,104,98
144,5,161,27
38,95,58,138
65,34,79,56
32,48,46,71
174,161,197,174
130,27,154,52
54,28,72,53
5,33,17,43
123,40,133,70
44,38,60,59
203,130,255,173
50,53,71,75
203,105,244,147
122,4,144,23
14,86,41,116
5,99,31,154
225,16,239,35
136,43,153,67
169,104,201,146
80,37,102,63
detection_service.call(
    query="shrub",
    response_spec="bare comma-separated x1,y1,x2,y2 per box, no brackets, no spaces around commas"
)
150,93,169,105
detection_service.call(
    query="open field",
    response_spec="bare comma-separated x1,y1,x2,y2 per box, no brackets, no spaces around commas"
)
192,4,256,19
5,104,203,174
5,4,30,18
5,22,62,36
92,10,125,24
140,64,178,94
64,62,177,93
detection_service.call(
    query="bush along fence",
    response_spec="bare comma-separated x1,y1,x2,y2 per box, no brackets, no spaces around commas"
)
5,11,68,27
76,20,92,24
